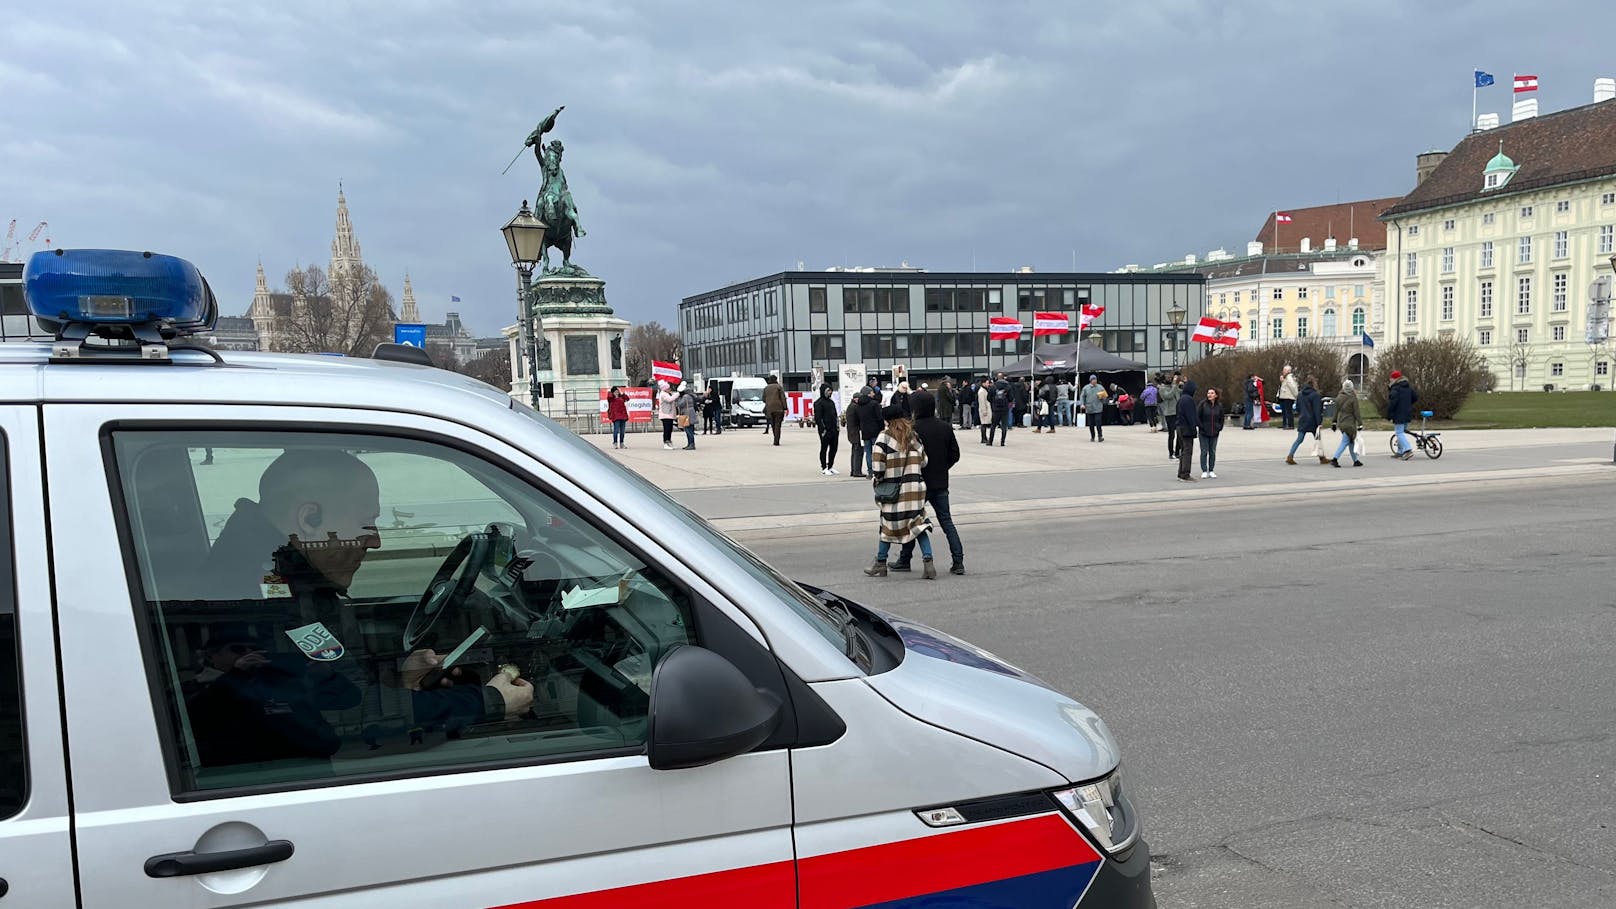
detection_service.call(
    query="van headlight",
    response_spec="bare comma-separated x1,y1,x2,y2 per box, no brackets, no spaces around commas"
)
1052,769,1139,854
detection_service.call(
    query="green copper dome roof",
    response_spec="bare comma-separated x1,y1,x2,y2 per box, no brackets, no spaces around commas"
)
1485,145,1516,172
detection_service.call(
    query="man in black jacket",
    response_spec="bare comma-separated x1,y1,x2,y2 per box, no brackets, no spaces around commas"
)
892,391,966,575
1176,379,1199,481
855,387,885,475
812,384,840,475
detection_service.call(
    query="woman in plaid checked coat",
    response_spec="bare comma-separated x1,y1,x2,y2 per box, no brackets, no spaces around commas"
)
863,404,937,580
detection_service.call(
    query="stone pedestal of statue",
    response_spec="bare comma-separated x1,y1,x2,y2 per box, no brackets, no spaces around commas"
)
507,271,628,417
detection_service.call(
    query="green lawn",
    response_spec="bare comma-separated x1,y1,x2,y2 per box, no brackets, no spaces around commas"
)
1446,391,1616,429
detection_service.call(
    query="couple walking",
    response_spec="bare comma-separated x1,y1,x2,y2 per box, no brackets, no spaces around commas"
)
1283,377,1366,467
862,390,965,578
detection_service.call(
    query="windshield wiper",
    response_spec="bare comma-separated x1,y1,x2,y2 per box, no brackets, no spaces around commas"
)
816,590,872,672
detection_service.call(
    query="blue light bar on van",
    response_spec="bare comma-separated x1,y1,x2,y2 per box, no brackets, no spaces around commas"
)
24,248,217,337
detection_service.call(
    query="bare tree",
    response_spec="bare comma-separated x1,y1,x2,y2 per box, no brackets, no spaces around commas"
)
457,347,512,391
275,264,396,357
624,321,681,386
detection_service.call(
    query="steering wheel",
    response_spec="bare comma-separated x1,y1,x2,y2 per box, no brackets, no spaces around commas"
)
403,529,501,651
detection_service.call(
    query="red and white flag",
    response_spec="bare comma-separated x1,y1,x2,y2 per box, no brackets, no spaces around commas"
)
651,359,682,386
1078,303,1105,329
989,317,1024,340
1191,316,1242,347
1513,74,1538,93
1032,311,1069,336
1274,212,1293,224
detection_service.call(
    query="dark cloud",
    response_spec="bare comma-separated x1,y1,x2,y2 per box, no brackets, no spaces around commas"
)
0,1,1603,333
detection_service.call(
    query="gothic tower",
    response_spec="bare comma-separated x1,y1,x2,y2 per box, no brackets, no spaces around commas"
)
329,184,363,282
400,272,420,323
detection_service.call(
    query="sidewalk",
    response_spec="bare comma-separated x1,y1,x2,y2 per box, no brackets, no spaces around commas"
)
587,420,1616,533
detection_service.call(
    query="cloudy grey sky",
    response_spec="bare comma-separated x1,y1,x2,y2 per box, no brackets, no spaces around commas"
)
1,1,1607,335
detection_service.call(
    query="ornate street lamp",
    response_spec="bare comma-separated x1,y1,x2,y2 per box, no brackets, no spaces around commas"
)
502,201,547,406
1167,302,1186,367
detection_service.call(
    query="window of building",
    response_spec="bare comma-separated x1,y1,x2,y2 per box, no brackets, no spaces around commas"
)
1483,212,1496,225
1233,291,1242,303
1551,362,1564,376
1272,287,1283,301
1354,285,1365,298
1407,225,1420,236
1554,231,1568,259
1351,307,1366,335
1479,329,1492,346
1486,174,1500,189
1517,276,1532,314
1517,327,1530,344
1552,325,1566,342
1521,205,1534,219
1271,316,1284,340
1598,360,1610,376
109,430,714,795
1480,280,1494,317
809,287,827,313
1442,247,1455,272
1405,289,1418,324
1601,225,1614,255
1322,308,1337,336
1441,285,1455,321
1604,193,1616,205
1405,252,1418,277
1443,219,1456,231
1297,286,1309,299
1480,241,1494,268
1553,273,1568,312
1518,236,1532,264
1296,315,1309,338
1556,200,1571,213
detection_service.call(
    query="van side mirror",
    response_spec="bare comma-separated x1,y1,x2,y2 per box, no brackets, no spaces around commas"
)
647,645,782,771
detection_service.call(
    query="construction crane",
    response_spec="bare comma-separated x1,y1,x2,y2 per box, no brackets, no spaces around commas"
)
1,221,50,263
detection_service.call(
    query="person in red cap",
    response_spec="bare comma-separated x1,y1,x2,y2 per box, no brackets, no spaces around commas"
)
1385,370,1419,459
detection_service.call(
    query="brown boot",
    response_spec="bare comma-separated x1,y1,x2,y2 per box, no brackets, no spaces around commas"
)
1285,456,1297,465
863,560,888,577
1318,456,1330,464
922,558,937,580
1033,427,1042,433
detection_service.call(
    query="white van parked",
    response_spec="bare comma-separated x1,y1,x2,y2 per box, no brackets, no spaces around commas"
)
0,250,1154,907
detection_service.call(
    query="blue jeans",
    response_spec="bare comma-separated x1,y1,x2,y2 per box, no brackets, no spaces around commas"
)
1243,397,1256,428
879,532,932,562
1393,422,1412,455
1333,432,1357,461
1200,434,1219,472
864,440,875,473
611,419,627,445
899,491,963,564
1042,409,1057,430
1287,428,1311,458
683,424,696,447
1057,399,1074,425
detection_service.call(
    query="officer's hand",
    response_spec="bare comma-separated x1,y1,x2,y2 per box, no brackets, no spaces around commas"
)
487,674,534,718
401,649,447,691
234,650,270,672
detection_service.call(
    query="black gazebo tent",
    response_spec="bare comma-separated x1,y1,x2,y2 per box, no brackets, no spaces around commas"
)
1001,342,1149,384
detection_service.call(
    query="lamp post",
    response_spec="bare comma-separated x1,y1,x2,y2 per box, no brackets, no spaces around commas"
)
1167,302,1186,368
502,201,547,408
1087,331,1103,348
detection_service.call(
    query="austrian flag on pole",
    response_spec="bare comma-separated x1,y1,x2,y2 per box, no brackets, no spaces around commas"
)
1078,303,1106,328
1032,311,1069,336
1514,74,1538,93
989,317,1024,339
1191,316,1242,347
651,359,682,386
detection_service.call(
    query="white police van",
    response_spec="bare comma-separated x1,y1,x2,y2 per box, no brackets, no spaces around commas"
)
0,250,1154,907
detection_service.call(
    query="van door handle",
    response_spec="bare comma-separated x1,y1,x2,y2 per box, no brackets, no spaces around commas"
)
144,840,295,877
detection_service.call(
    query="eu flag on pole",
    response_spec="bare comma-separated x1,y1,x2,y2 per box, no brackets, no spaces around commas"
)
1475,70,1495,88
450,295,461,302
1361,333,1376,348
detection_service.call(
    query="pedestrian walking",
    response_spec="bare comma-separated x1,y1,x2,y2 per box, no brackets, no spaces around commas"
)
657,381,677,450
606,386,630,449
763,374,787,445
856,387,885,474
812,384,840,475
863,405,937,579
1278,365,1299,431
1386,370,1420,460
1159,374,1182,457
892,391,965,575
1034,377,1059,433
1175,378,1198,480
1197,386,1225,478
845,389,865,477
989,375,1012,446
1329,379,1364,467
977,378,993,444
1080,375,1106,441
676,382,700,450
1141,379,1160,431
1285,377,1324,465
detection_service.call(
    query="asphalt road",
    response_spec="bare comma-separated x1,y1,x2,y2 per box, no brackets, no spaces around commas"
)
741,473,1616,908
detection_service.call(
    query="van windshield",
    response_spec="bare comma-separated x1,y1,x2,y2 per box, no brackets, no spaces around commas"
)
735,388,764,402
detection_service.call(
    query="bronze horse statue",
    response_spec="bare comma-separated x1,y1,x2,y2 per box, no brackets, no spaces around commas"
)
526,106,588,274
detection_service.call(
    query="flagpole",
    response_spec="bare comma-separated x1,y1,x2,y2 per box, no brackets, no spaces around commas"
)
1472,68,1478,133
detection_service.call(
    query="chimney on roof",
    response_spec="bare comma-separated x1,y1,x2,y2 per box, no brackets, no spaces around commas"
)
1512,97,1539,122
1184,254,1197,265
1596,78,1616,103
1246,241,1264,257
1300,237,1312,253
1477,113,1501,131
1416,150,1448,186
1324,237,1337,251
1348,238,1359,249
1015,265,1035,273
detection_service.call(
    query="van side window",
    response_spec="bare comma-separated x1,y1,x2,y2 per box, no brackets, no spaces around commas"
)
0,433,24,819
110,431,696,796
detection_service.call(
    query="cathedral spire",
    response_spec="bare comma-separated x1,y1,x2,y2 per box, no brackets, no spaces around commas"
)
330,185,362,280
249,259,272,319
400,271,420,323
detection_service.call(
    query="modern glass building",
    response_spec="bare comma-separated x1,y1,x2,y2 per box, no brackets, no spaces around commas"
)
678,268,1207,386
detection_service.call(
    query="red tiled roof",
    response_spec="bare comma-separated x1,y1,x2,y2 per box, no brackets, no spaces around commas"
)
1380,98,1616,220
1254,198,1402,253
